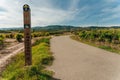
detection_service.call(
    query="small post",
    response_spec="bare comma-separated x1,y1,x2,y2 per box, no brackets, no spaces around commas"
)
23,4,32,66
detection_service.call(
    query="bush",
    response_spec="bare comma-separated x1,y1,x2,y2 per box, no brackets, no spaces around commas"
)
74,29,120,44
0,36,4,49
16,34,23,42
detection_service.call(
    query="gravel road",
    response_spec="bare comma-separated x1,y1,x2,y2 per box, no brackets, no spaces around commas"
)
50,36,120,80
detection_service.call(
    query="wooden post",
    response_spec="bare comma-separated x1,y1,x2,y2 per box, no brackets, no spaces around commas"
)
23,4,32,66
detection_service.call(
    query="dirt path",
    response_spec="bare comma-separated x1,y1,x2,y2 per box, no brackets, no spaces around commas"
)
0,39,35,74
0,43,24,73
50,36,120,80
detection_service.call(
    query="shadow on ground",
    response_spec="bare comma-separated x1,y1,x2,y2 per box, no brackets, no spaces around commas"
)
50,77,61,80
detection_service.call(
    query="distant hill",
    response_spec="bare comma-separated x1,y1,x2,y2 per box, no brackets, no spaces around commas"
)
0,25,80,32
32,25,77,31
0,25,120,32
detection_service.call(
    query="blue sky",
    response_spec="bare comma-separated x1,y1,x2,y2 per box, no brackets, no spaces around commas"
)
0,0,120,28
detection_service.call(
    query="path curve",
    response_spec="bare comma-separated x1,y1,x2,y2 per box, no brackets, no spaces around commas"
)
50,36,120,80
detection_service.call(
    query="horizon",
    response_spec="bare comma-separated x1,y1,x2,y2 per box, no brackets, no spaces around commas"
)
0,0,120,28
0,25,120,29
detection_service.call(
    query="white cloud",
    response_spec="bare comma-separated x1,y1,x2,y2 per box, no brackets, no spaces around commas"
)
0,0,23,27
104,0,119,2
0,0,81,28
101,5,120,22
31,7,79,26
1,0,119,28
69,0,80,10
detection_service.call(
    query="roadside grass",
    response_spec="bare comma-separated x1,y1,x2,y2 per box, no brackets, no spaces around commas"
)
1,38,54,80
98,46,120,53
71,35,120,54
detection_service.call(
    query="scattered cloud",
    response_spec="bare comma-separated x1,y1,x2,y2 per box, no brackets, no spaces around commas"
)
104,0,119,3
101,5,120,22
0,0,120,28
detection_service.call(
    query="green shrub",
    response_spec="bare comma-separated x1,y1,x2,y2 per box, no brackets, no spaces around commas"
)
0,35,4,48
16,34,23,42
74,29,120,44
34,38,50,46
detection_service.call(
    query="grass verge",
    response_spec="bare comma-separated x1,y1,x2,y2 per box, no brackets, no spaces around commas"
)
71,35,120,54
1,38,54,80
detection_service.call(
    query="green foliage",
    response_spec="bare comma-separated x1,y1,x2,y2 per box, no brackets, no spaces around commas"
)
0,35,4,48
72,29,120,54
0,34,4,38
2,38,54,80
75,29,120,44
16,34,23,42
98,46,119,53
6,33,15,38
5,33,16,39
34,38,50,46
0,37,4,45
32,32,50,38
